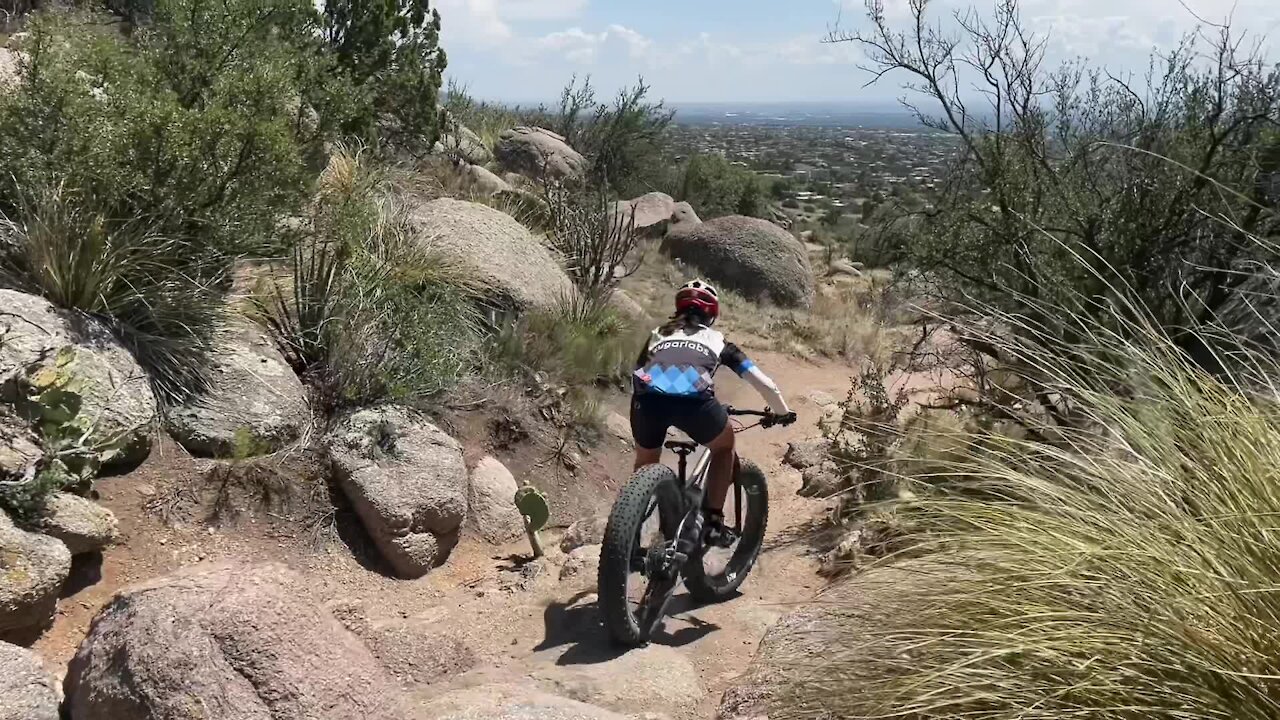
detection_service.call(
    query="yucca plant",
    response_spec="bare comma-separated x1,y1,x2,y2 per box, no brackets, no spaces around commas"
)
774,271,1280,719
0,183,223,402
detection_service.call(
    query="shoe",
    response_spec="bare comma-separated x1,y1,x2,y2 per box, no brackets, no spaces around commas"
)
702,510,737,549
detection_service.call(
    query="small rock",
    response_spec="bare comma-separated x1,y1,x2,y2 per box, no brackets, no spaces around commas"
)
782,439,830,471
0,641,60,720
558,544,601,589
806,390,838,408
604,412,632,444
798,461,844,499
40,493,119,555
469,456,525,544
559,516,607,554
328,405,469,578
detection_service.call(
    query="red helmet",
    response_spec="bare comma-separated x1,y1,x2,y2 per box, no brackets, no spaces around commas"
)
675,279,719,324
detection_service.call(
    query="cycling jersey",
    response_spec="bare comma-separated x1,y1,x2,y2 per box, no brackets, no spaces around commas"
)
633,325,755,398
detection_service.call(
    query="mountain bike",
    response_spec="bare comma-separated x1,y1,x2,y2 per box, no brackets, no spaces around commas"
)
597,406,795,647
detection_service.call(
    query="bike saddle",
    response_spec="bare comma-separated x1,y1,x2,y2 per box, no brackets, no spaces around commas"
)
664,439,697,454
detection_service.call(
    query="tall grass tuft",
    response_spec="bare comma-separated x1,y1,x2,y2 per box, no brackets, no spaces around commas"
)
774,281,1280,718
0,184,223,402
262,145,481,413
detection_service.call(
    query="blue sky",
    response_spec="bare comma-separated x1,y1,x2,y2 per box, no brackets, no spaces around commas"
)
434,0,1280,104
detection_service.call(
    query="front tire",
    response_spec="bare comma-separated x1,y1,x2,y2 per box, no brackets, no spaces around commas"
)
598,464,684,647
683,459,769,603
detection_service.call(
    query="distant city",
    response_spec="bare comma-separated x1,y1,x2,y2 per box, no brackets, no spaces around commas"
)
670,101,927,130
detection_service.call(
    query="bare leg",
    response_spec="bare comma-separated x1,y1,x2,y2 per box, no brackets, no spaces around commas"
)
634,446,661,471
703,424,736,512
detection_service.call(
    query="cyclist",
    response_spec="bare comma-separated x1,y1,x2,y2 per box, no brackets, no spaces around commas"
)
630,279,796,540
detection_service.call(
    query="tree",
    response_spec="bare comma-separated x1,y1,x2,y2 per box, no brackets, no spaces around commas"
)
828,0,1280,371
540,75,675,196
680,154,767,219
322,0,447,152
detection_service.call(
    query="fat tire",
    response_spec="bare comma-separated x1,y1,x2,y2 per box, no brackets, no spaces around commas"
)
598,463,684,647
683,459,769,603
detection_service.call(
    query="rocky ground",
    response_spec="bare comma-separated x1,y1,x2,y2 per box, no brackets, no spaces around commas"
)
25,343,859,719
0,121,951,718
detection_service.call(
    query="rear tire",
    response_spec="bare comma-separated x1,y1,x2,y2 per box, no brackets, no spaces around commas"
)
598,464,684,647
683,459,769,603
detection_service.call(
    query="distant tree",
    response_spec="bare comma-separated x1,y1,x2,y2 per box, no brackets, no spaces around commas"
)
680,153,766,219
322,0,448,152
735,179,763,216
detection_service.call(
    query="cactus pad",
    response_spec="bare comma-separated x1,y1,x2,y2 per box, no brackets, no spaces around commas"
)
514,485,549,531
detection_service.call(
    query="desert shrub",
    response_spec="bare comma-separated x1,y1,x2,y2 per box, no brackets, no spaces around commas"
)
774,278,1280,718
441,79,534,151
0,5,316,256
488,293,642,427
543,182,642,300
834,0,1280,371
261,147,480,413
538,75,674,196
679,153,766,219
0,185,225,400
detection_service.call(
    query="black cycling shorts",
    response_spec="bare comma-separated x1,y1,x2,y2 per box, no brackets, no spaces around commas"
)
629,393,728,450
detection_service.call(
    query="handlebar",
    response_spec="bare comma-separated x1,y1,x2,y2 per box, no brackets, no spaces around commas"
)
725,406,798,428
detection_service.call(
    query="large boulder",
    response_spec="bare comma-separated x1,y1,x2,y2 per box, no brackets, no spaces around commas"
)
64,563,409,720
0,289,156,468
0,408,40,486
0,641,60,720
409,198,575,313
435,125,492,165
460,162,514,197
495,126,587,181
662,216,814,308
418,682,629,720
40,492,118,555
163,320,309,457
469,455,525,544
612,192,676,238
328,405,469,578
0,512,70,642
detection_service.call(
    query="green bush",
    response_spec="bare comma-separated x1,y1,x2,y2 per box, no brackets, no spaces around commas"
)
679,153,766,219
0,6,315,256
0,185,225,400
261,147,480,413
538,75,675,197
488,293,643,427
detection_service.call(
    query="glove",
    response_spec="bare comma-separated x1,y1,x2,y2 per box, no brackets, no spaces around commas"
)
763,411,798,428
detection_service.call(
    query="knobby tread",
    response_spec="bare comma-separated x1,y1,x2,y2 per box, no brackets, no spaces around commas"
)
683,458,769,602
598,463,681,647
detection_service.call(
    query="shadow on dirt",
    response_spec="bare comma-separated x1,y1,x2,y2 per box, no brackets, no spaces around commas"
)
535,589,725,666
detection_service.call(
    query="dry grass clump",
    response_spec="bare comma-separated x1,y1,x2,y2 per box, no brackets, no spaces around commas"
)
773,302,1280,720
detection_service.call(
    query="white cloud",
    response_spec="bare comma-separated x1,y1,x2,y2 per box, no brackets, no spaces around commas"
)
434,0,590,49
537,27,608,64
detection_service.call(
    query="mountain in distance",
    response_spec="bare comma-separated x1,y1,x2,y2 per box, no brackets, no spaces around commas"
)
670,100,926,129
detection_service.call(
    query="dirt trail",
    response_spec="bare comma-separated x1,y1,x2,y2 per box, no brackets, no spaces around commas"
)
31,345,865,718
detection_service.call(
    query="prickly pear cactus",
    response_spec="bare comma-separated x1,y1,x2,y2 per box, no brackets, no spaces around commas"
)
514,485,549,557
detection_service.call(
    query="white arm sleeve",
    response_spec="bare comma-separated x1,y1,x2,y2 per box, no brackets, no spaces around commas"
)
743,365,791,415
